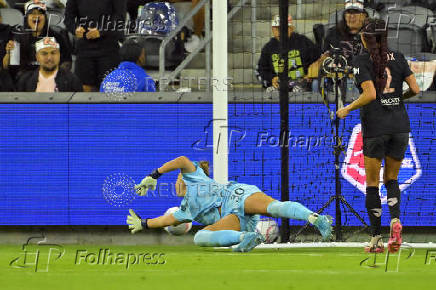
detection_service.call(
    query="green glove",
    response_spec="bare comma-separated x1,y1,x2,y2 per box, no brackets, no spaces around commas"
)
126,209,148,234
134,176,157,196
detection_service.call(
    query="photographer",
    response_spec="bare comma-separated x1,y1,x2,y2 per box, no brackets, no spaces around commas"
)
323,0,368,61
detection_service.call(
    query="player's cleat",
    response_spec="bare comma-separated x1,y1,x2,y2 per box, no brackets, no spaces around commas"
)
313,215,333,241
364,235,384,253
388,218,402,253
233,232,265,253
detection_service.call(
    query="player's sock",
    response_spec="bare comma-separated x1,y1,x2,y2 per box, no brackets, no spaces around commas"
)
193,230,242,247
366,186,382,236
266,200,314,222
385,180,401,220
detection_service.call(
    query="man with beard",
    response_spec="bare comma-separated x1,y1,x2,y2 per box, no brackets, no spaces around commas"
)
16,37,82,92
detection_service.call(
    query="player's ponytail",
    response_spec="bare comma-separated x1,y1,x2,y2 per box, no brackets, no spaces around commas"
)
199,161,210,177
361,19,388,94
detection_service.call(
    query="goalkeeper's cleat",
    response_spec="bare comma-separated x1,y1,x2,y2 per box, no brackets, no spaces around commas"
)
313,215,333,241
232,232,265,253
364,235,384,253
388,218,402,253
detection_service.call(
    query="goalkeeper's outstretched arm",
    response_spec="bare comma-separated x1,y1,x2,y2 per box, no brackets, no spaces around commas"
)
147,213,182,228
157,156,196,174
135,156,196,196
127,209,182,234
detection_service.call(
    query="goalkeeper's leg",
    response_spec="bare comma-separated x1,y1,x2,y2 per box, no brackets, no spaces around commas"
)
244,192,332,240
193,214,264,252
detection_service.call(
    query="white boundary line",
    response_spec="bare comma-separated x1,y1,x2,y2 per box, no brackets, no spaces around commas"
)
215,242,436,249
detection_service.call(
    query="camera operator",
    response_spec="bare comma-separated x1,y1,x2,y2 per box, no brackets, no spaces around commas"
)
321,0,369,98
323,0,368,61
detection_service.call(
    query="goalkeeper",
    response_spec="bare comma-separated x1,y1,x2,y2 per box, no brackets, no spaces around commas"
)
127,156,332,252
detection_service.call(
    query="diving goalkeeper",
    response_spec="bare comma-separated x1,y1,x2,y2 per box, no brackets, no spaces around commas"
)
127,156,333,252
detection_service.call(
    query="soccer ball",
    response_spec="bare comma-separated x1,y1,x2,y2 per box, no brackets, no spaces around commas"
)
255,218,279,243
163,207,192,235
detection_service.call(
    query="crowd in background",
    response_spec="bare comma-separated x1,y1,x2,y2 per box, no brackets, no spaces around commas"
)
0,0,203,92
0,0,436,93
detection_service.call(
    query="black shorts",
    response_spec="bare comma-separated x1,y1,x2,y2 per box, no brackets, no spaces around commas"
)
363,133,409,160
75,54,120,86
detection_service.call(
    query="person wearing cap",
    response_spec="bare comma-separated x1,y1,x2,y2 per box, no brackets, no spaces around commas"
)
3,0,72,81
0,12,12,70
64,0,126,92
323,0,368,60
256,14,322,91
16,37,82,92
0,13,15,91
100,39,156,93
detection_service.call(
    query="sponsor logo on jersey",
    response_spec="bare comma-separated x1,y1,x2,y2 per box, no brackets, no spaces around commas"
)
341,124,421,203
380,97,400,106
353,67,360,75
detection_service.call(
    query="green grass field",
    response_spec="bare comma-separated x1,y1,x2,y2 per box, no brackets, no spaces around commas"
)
1,245,436,290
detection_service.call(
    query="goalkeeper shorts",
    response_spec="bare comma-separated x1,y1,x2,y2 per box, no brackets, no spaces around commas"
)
221,182,261,232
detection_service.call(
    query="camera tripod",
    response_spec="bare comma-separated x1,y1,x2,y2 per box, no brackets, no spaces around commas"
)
290,52,368,242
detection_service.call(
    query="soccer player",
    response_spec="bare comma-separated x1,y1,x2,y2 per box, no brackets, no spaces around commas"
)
127,156,333,252
336,19,420,253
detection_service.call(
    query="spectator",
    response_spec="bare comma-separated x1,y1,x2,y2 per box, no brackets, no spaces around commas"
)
3,0,72,81
16,37,82,91
172,0,203,52
256,15,322,91
0,11,12,68
100,39,156,93
64,0,126,92
127,0,203,52
0,13,14,91
323,0,368,61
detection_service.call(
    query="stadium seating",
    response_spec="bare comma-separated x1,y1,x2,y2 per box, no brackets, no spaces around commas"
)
379,6,433,56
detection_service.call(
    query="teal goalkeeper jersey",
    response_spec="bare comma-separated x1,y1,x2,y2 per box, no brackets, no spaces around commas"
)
173,162,224,225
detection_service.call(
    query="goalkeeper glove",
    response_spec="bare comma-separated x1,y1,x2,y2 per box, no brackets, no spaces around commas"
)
126,209,148,234
135,169,162,196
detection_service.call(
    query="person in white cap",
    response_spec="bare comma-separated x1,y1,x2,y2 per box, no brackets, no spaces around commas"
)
323,0,368,60
256,14,322,91
3,0,72,82
16,37,82,92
